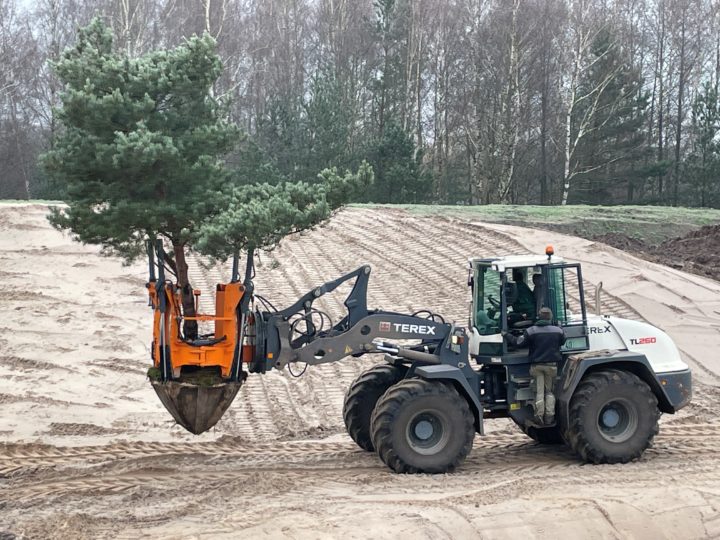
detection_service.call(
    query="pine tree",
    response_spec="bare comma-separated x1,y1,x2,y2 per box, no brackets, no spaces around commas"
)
571,29,648,204
684,82,720,207
42,20,363,338
304,73,353,176
252,72,357,187
372,123,430,203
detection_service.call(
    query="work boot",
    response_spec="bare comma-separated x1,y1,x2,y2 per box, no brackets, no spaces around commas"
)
545,391,556,425
534,397,545,424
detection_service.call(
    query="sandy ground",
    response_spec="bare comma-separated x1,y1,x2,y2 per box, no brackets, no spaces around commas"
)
2,204,720,539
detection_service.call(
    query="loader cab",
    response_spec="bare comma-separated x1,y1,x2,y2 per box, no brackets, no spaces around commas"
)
467,252,590,360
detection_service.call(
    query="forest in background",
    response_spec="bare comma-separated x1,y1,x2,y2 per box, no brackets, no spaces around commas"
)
1,0,719,207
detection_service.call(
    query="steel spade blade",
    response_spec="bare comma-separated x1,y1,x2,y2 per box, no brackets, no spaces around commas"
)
151,379,243,434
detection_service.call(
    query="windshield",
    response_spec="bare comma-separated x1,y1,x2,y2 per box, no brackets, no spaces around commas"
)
473,266,501,335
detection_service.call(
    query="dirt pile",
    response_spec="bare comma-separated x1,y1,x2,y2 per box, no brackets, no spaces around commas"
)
592,225,720,282
658,224,720,281
592,232,650,253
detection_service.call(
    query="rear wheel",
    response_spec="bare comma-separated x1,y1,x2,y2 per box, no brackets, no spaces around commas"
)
566,369,659,464
370,379,475,473
343,363,407,451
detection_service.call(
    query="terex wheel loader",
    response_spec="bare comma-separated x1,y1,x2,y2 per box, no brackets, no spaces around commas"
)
146,241,692,473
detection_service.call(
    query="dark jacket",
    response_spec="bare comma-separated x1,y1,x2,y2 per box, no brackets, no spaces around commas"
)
509,320,566,363
512,281,535,318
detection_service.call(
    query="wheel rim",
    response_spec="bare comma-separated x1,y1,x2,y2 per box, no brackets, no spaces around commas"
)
405,409,451,455
596,398,638,443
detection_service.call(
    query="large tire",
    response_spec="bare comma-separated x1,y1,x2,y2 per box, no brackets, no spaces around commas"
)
343,363,407,451
370,379,475,474
566,369,659,464
511,418,565,445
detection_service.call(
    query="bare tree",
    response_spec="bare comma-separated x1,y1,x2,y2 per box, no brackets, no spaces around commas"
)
559,0,625,205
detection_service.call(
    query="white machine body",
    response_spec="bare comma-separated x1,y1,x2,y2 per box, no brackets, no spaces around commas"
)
469,315,688,375
585,315,688,374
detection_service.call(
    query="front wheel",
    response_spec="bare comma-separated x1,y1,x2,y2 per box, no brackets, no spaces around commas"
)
370,379,475,474
343,363,408,451
566,369,659,464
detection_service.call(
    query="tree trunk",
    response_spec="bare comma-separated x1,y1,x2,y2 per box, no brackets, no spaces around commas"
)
415,32,423,156
540,58,549,205
562,96,573,206
173,243,198,340
500,0,520,204
9,94,30,199
715,26,720,93
657,2,665,198
673,12,687,207
561,9,583,207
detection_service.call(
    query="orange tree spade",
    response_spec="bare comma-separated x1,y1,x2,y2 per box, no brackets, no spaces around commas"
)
42,19,372,339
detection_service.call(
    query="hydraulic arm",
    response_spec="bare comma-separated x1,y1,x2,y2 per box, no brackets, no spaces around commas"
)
250,264,468,373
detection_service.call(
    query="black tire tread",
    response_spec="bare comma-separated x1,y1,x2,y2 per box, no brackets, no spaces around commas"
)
567,369,659,464
370,379,474,474
342,363,407,451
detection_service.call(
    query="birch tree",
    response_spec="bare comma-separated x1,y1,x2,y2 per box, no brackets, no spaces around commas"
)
560,0,622,205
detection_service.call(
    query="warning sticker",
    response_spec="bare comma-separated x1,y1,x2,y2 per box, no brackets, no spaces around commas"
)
379,321,391,332
344,345,352,354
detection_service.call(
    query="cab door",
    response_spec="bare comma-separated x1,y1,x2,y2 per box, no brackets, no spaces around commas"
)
544,263,589,353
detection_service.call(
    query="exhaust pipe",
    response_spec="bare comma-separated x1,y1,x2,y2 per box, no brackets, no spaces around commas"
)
595,282,603,316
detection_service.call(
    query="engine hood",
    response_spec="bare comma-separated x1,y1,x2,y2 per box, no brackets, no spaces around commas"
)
586,315,688,374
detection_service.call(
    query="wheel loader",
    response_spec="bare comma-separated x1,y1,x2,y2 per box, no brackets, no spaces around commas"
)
146,241,692,473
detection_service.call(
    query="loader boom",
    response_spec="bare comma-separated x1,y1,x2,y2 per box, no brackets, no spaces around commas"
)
250,265,469,374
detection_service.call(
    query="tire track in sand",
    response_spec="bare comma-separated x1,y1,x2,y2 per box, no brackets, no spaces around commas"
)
3,420,719,475
4,430,720,503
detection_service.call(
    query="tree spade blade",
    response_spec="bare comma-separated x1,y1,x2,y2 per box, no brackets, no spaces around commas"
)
150,380,243,435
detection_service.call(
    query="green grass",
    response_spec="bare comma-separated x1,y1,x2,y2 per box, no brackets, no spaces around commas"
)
353,204,720,246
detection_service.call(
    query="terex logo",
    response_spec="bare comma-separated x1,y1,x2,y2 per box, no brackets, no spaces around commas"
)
394,323,436,335
589,326,612,334
379,321,437,335
630,337,657,345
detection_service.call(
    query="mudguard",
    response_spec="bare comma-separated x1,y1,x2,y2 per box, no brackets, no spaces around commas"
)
557,350,692,432
415,364,484,434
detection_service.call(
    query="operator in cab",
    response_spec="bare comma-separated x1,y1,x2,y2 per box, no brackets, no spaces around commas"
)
505,307,565,424
510,268,536,321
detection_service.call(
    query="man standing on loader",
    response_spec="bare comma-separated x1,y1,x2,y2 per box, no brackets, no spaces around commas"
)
506,307,566,424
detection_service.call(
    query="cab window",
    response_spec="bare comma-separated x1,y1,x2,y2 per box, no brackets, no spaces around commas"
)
474,266,501,335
